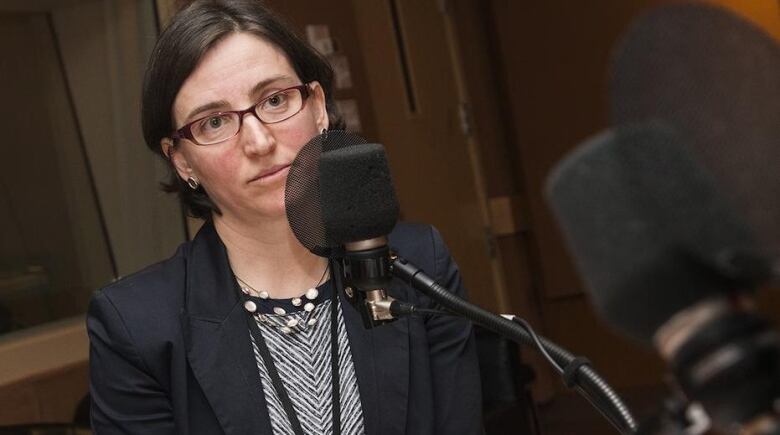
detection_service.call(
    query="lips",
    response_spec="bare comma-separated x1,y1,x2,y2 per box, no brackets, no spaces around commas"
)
248,164,290,184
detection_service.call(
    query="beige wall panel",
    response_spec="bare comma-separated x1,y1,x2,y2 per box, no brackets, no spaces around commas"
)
0,382,40,424
0,362,88,425
35,363,88,423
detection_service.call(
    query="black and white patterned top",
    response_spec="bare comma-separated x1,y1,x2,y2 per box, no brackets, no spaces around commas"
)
247,282,366,435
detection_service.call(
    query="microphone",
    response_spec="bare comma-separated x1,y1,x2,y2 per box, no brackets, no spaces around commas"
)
285,130,401,328
287,131,640,433
610,2,780,255
545,122,780,434
319,142,401,327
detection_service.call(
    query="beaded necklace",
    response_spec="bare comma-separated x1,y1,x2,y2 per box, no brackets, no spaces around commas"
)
236,265,329,334
235,262,341,435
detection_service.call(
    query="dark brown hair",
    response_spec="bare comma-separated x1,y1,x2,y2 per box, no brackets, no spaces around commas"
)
142,0,344,219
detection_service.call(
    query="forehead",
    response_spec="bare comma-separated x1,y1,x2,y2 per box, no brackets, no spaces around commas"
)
173,32,299,123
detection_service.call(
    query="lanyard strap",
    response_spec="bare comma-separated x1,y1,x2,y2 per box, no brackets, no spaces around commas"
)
244,285,341,435
329,279,341,435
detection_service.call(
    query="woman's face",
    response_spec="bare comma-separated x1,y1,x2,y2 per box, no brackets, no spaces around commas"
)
166,32,328,220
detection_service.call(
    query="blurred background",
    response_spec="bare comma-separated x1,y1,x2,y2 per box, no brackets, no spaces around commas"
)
0,0,777,433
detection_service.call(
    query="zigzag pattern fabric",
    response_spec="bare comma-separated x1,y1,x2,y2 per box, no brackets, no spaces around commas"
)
251,300,366,434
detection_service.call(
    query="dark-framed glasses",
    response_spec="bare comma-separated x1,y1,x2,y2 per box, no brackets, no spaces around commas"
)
171,83,312,146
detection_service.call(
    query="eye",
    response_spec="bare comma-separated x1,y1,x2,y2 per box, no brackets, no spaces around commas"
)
262,92,289,110
268,95,283,106
207,117,223,129
199,114,232,131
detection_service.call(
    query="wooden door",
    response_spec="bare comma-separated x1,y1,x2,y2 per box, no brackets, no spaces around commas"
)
348,0,506,311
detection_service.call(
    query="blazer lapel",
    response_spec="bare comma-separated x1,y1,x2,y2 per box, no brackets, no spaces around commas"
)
340,277,410,435
181,222,410,435
181,221,272,434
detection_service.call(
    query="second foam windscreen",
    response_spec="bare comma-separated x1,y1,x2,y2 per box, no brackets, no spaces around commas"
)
610,2,780,254
545,123,758,342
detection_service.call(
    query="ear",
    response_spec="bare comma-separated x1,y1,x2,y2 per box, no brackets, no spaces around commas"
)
310,81,330,131
161,138,194,182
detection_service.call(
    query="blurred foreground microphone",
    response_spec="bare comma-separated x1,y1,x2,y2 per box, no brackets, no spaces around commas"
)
610,2,780,254
286,130,400,328
545,123,780,434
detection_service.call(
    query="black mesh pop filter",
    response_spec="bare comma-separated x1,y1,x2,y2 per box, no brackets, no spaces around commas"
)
610,2,780,253
285,130,400,257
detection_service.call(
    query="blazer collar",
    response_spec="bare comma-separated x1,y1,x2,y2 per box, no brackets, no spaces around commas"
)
182,221,410,435
181,221,272,434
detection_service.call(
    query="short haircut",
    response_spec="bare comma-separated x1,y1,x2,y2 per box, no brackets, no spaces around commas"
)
142,0,344,219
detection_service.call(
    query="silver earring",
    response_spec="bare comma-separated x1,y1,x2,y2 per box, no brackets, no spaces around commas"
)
186,176,200,190
321,128,328,139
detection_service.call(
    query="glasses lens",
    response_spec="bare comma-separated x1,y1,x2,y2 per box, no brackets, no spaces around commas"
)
192,113,240,145
256,88,304,123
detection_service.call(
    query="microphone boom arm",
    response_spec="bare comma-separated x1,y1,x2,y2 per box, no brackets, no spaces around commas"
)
390,253,639,435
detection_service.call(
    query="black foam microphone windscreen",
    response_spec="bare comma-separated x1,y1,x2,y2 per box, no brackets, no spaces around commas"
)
610,2,780,253
285,130,399,257
545,122,759,342
319,143,399,245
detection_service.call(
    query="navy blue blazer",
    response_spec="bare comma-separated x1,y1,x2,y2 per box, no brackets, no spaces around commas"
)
87,221,483,434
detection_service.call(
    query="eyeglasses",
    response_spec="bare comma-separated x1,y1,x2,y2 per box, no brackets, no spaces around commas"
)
171,83,312,146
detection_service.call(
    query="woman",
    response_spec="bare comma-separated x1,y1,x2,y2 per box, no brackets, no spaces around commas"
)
87,1,482,434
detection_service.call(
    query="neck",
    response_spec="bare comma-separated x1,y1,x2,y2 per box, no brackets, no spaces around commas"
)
213,212,328,299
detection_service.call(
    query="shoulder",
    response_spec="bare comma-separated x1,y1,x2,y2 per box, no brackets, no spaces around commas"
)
389,221,434,242
388,221,446,249
96,243,189,307
388,222,436,258
388,222,451,282
88,242,191,349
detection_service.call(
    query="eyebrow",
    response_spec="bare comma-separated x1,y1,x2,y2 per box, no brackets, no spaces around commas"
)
249,74,291,98
183,100,229,124
182,75,293,123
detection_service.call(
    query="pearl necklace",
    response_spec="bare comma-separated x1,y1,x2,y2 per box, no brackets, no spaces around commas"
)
235,265,329,334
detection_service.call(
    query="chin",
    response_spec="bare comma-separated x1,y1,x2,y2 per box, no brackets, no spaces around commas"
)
254,197,287,219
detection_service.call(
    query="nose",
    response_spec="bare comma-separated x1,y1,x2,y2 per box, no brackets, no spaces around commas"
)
239,112,275,156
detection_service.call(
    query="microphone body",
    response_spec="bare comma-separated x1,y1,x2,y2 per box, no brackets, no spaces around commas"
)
320,142,400,328
658,298,780,433
284,131,400,327
342,237,397,327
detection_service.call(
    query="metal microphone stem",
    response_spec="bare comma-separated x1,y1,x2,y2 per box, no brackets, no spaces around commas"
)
340,237,397,328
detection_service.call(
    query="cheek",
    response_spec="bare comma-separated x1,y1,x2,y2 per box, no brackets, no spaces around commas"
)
192,147,242,186
288,129,320,154
279,113,324,153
